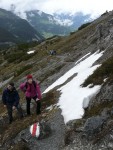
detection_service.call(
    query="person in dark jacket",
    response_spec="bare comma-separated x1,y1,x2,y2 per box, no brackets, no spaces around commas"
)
2,82,23,124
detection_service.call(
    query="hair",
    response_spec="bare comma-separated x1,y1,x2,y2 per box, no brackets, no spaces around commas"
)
9,82,14,87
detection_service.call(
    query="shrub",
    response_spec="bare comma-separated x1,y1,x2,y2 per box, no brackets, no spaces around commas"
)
4,52,25,63
101,11,108,17
78,22,92,31
17,41,39,51
15,64,32,76
4,51,35,63
84,101,113,118
83,56,113,87
70,31,76,35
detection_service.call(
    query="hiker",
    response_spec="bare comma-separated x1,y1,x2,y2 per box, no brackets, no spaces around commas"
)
50,50,56,55
2,82,23,124
20,75,42,116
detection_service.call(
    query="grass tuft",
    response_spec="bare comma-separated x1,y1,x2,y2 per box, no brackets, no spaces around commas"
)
83,56,113,87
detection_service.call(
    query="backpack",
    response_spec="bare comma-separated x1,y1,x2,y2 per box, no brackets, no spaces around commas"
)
25,81,37,90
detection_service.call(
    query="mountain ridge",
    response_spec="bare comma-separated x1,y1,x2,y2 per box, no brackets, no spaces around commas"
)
0,8,44,45
16,9,92,38
25,10,71,38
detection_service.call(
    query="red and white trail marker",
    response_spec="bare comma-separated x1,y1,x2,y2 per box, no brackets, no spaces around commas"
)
30,123,40,138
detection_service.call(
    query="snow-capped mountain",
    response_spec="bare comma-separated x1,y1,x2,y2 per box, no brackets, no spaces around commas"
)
24,10,71,38
16,10,92,38
54,12,92,30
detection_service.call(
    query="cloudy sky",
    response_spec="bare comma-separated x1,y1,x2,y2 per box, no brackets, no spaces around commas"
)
0,0,113,18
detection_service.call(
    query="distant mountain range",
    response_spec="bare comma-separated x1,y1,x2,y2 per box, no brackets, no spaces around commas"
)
0,8,44,46
0,7,92,45
18,10,92,38
25,10,71,38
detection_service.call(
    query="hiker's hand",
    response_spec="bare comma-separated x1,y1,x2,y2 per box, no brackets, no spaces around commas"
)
13,106,16,110
36,98,40,101
4,105,6,108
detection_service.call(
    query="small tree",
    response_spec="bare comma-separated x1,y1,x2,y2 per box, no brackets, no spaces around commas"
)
78,22,91,31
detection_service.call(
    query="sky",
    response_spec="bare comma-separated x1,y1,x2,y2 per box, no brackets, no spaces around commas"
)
0,0,113,18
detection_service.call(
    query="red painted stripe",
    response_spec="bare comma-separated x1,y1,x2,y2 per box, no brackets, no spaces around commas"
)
32,123,37,137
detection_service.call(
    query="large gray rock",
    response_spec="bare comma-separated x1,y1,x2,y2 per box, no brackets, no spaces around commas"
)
89,82,113,109
12,110,65,150
14,120,52,143
84,116,107,140
38,120,52,140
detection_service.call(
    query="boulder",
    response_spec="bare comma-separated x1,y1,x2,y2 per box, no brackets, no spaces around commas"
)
84,116,107,140
88,82,113,109
38,120,51,140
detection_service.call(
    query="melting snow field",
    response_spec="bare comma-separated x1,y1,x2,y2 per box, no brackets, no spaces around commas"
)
44,50,104,123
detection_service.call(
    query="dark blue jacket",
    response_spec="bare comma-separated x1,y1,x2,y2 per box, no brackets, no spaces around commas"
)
2,88,20,106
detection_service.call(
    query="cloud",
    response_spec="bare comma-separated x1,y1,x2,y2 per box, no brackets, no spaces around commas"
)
0,0,113,18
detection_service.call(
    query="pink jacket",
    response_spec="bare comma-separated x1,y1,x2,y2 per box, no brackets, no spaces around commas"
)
20,81,42,99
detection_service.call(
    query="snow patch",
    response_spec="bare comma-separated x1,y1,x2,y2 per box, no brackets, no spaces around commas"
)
48,16,54,22
27,50,35,54
75,52,91,65
44,50,102,93
104,78,108,82
37,10,43,16
17,11,27,19
29,13,35,17
82,90,99,109
44,50,104,123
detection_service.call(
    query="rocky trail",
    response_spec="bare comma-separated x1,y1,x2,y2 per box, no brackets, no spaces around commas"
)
0,107,65,150
14,110,66,150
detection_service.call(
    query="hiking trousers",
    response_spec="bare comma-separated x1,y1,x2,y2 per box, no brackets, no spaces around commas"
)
26,96,41,115
7,104,23,123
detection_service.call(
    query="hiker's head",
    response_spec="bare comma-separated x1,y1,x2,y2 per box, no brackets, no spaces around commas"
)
7,82,14,91
27,74,33,84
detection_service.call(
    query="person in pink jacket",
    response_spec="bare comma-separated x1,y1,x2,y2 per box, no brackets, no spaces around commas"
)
20,75,42,115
